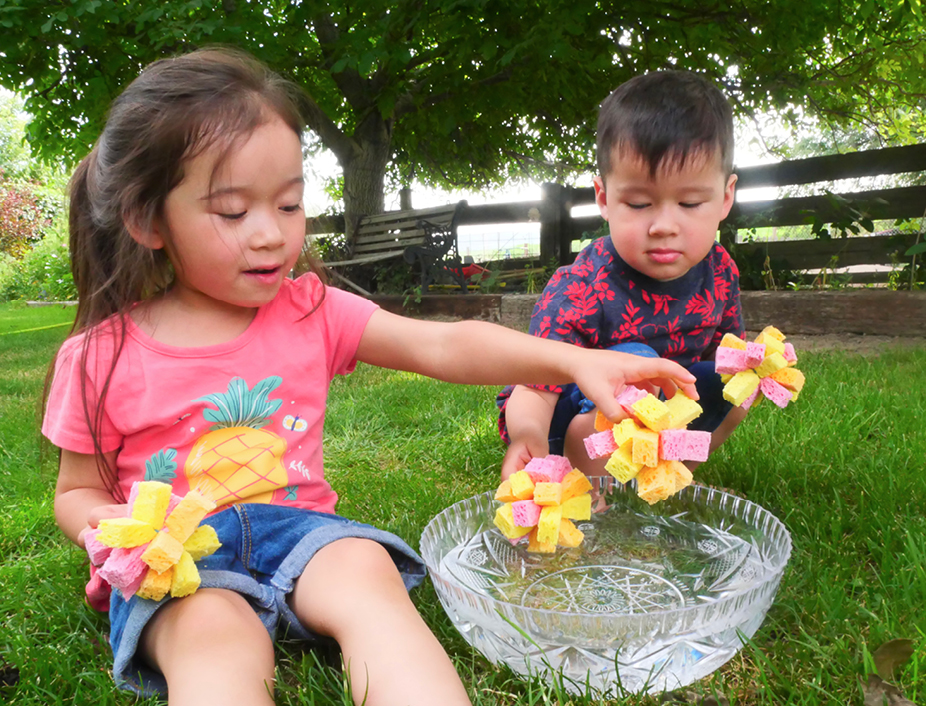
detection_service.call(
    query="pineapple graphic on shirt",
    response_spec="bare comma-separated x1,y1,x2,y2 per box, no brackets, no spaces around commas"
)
184,376,288,507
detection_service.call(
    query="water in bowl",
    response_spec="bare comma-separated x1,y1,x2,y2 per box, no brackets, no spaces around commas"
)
440,507,762,613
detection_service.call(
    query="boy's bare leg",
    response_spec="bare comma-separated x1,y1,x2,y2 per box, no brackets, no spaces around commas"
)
563,410,609,477
141,588,276,706
291,537,471,706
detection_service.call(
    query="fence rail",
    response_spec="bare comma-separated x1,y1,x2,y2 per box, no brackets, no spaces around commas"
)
308,143,926,285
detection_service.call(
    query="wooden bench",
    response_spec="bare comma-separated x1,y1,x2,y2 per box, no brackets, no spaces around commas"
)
323,201,469,295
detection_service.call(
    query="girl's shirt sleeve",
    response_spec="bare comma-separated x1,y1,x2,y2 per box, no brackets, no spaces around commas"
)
43,331,122,454
288,274,378,378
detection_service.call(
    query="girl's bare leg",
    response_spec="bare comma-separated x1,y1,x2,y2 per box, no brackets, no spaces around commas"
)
140,588,276,706
291,537,471,706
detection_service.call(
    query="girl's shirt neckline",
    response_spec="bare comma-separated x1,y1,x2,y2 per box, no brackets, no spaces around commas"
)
125,302,269,357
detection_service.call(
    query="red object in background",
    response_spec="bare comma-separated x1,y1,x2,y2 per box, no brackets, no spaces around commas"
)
444,261,489,284
461,263,490,281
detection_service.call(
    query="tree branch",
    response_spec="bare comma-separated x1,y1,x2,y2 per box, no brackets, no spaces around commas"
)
312,13,372,111
301,90,356,164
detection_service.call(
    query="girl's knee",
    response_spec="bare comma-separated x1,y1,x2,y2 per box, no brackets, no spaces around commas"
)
141,589,276,702
311,538,405,591
293,538,412,634
143,589,270,661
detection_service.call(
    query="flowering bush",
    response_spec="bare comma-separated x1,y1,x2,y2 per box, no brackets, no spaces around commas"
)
0,218,75,302
0,179,50,258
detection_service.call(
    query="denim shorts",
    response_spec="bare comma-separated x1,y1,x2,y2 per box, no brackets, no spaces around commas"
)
108,503,426,696
546,342,732,455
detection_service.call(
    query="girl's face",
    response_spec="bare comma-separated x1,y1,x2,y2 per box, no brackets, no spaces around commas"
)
146,115,306,316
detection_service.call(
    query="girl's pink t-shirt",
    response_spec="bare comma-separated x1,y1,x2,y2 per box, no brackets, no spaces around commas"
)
43,274,377,515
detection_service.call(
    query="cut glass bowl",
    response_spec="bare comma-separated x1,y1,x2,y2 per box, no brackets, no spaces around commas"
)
420,477,791,695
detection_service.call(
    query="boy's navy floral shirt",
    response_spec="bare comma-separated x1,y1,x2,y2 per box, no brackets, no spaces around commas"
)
497,236,744,440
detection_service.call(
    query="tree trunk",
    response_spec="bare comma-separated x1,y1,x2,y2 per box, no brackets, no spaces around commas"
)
341,113,392,244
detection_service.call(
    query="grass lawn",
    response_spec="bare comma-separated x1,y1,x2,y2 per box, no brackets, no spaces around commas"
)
1,300,925,705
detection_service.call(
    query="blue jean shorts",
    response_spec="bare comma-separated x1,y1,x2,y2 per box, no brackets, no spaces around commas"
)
108,503,426,696
546,342,732,455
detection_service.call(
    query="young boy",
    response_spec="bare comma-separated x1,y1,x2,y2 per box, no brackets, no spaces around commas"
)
498,70,747,479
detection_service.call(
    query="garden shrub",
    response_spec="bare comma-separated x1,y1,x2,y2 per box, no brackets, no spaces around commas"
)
0,216,75,302
0,178,50,258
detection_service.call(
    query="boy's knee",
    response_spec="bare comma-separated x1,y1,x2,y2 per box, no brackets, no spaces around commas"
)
608,341,659,358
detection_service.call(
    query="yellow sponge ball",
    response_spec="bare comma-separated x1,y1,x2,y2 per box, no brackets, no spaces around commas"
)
631,394,672,432
557,519,585,548
664,391,703,429
604,438,643,482
631,427,660,467
561,493,592,521
508,471,536,500
723,370,760,406
720,333,747,350
755,351,788,378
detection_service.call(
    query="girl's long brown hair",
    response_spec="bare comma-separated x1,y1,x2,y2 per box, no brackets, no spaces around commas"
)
46,48,327,500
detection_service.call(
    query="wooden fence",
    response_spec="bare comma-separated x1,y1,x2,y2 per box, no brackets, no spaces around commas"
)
532,143,926,283
308,143,926,286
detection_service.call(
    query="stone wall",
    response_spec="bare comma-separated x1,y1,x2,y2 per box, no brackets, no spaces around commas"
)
372,290,926,337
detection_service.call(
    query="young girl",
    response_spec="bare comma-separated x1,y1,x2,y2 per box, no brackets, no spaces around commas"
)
43,48,698,706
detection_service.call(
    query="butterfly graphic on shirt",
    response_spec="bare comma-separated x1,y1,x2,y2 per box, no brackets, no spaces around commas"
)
283,414,308,433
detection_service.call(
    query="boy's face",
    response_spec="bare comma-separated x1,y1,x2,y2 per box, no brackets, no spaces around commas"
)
594,148,736,281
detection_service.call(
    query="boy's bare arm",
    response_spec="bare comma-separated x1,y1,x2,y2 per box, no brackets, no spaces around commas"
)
55,449,123,547
500,385,558,479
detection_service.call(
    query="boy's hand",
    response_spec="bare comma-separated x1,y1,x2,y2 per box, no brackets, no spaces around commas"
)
76,503,128,549
573,350,698,423
500,437,549,481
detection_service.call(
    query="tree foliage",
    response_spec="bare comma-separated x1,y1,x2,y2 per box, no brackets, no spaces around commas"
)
0,0,923,227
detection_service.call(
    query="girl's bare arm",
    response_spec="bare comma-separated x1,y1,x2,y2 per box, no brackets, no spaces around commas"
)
356,310,697,421
55,449,123,547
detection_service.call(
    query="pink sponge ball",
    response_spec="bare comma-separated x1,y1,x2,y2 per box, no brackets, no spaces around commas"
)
659,429,711,463
715,346,748,375
615,385,648,416
511,500,543,527
760,376,793,408
84,528,114,567
583,429,618,459
745,342,766,368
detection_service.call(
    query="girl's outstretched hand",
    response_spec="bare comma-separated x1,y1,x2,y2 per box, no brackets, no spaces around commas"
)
572,349,698,424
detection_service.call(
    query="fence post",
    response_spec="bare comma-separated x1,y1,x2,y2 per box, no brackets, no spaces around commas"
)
540,182,569,266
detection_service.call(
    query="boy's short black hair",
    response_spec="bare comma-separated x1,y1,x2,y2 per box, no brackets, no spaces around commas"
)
597,70,734,182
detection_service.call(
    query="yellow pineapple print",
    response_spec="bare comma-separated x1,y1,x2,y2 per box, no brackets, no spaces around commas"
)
185,376,288,507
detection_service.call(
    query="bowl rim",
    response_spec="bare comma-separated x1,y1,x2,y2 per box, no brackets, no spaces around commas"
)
420,481,793,625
